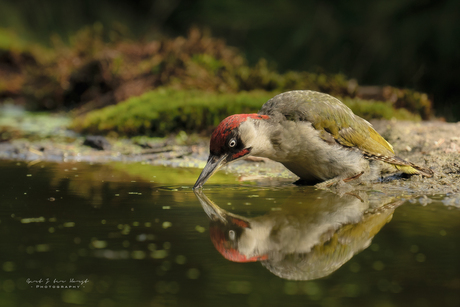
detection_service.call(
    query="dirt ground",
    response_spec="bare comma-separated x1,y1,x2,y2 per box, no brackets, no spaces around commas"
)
0,118,459,197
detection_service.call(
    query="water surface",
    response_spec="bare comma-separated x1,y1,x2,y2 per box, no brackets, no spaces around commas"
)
0,161,459,307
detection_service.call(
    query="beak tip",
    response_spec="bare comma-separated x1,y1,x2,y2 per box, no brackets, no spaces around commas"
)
194,154,227,191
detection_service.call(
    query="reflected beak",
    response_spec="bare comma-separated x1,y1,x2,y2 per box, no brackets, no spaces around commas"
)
193,189,228,223
193,154,227,189
193,189,251,228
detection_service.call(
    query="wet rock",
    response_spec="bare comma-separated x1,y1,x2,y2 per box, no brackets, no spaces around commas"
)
83,136,111,151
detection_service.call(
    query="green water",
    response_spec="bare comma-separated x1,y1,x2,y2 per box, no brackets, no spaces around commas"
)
0,161,459,307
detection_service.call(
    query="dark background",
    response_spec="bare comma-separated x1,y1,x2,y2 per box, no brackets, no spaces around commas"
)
1,0,459,120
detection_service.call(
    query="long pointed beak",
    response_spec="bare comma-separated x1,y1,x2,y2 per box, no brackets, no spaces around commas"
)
193,154,227,190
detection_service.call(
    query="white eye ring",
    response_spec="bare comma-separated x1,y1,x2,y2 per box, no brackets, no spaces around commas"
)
229,230,236,240
229,139,237,147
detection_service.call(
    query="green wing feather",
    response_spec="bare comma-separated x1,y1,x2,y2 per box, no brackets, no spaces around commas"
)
259,91,395,157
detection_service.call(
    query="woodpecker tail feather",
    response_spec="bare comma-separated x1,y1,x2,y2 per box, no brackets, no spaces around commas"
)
363,152,434,178
395,162,434,178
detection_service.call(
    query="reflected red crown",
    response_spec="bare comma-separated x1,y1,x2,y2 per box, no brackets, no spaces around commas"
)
209,223,268,263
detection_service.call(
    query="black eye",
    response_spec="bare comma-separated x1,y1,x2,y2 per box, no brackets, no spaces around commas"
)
228,138,237,148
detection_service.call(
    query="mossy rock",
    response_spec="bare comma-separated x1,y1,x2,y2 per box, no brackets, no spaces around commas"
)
71,89,275,136
71,88,420,137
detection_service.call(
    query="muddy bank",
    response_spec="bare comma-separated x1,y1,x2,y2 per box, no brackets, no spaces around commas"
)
0,114,459,196
367,120,460,195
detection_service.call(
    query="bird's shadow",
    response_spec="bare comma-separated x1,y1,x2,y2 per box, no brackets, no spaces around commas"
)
378,172,411,183
292,178,321,186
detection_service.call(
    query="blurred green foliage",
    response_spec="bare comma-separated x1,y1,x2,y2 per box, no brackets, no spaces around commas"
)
0,0,457,120
2,25,352,112
1,25,431,126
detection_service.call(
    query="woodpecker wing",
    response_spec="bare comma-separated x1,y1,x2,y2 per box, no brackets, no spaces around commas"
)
258,91,395,158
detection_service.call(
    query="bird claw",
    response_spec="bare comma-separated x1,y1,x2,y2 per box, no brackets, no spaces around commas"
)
343,171,365,182
315,178,340,189
315,171,365,190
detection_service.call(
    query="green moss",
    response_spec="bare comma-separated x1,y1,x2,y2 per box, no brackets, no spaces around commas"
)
71,88,276,136
71,88,419,136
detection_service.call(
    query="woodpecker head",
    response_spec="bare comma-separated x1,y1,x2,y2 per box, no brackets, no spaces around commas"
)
193,114,269,189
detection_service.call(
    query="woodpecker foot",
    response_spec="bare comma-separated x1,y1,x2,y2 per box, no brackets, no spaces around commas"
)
315,179,354,196
343,171,365,183
344,192,365,202
315,171,365,191
315,178,341,189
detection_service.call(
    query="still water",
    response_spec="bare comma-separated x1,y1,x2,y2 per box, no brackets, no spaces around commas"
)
0,161,459,307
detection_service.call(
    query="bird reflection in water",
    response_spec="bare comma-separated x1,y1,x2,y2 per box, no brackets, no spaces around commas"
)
194,189,402,280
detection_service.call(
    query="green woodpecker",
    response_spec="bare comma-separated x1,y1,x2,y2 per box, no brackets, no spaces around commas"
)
194,90,433,189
